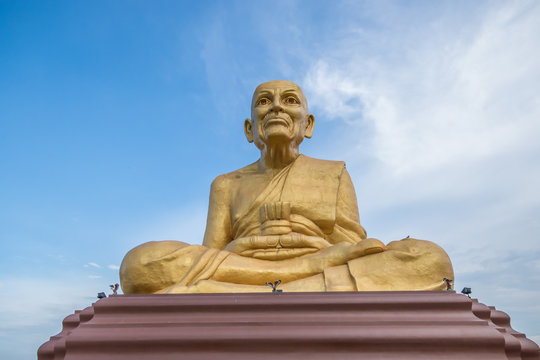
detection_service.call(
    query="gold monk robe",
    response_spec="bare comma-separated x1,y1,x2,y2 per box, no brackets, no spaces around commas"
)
120,155,453,293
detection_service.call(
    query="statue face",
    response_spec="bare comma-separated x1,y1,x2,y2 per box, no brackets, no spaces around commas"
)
246,80,314,149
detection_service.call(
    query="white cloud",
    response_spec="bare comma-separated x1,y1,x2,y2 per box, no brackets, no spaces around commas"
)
87,262,101,268
108,264,120,270
87,275,102,279
305,1,540,177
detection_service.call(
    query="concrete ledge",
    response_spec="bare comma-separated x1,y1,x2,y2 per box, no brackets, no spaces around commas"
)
38,291,539,359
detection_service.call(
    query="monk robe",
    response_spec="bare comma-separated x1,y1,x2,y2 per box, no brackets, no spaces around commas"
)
120,155,453,294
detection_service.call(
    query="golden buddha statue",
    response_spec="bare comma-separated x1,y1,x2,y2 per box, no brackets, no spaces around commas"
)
120,80,453,294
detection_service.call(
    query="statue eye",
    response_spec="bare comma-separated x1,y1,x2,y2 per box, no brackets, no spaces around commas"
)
283,96,299,105
256,98,271,106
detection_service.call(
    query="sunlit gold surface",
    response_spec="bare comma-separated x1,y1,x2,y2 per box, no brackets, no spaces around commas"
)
120,80,453,294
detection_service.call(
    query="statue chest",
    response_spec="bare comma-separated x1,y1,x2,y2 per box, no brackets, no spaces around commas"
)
230,174,274,225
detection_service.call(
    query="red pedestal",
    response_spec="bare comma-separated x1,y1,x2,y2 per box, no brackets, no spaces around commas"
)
38,291,539,359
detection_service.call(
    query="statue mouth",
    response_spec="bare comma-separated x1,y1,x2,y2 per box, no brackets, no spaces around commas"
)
264,117,289,129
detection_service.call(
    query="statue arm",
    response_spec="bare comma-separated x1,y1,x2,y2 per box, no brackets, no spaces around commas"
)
327,167,368,244
202,175,233,249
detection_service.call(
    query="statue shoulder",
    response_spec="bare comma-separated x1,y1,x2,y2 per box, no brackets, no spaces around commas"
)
297,154,346,174
210,162,258,191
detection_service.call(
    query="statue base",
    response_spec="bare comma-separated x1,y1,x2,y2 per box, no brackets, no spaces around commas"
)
38,291,539,359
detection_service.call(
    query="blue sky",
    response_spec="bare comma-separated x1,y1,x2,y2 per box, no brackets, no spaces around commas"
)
1,1,540,358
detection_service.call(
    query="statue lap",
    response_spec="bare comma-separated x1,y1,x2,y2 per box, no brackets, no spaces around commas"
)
120,238,453,293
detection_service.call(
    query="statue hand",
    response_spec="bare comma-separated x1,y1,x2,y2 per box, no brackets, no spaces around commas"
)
224,233,332,260
224,235,280,254
278,233,331,250
259,202,291,222
260,219,292,236
259,202,292,236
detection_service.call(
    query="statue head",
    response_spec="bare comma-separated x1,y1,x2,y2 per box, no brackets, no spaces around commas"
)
245,80,315,151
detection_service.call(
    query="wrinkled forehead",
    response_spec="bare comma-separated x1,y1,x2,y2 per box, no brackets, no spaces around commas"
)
251,80,308,108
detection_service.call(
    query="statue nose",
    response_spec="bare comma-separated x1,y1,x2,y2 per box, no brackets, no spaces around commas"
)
272,99,283,112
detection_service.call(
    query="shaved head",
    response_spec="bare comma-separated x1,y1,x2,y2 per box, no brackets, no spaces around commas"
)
251,80,308,111
246,80,314,152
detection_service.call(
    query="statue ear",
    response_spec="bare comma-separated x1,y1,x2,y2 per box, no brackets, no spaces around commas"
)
244,118,254,143
304,114,315,139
